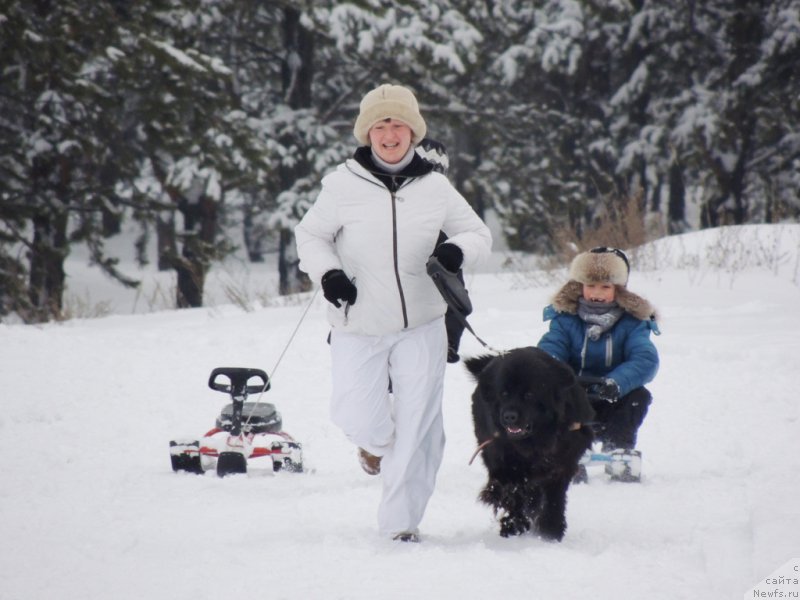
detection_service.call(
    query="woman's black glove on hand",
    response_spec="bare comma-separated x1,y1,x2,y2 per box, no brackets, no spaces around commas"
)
431,243,463,272
321,269,357,308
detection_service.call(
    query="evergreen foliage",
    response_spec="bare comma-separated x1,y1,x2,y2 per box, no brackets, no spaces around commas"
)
1,0,798,321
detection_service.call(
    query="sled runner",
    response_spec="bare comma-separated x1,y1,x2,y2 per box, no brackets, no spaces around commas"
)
169,367,303,477
574,376,642,483
575,446,642,483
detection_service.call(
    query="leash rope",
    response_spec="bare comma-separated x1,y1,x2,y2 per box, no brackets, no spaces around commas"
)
447,301,499,354
468,437,496,466
426,255,500,355
243,287,320,428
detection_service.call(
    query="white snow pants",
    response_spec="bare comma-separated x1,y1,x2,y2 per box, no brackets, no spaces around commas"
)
329,317,447,537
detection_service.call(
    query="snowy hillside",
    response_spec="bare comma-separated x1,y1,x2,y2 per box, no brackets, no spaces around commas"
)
1,224,799,600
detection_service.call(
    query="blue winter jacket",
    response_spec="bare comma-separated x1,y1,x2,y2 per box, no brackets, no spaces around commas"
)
538,304,660,397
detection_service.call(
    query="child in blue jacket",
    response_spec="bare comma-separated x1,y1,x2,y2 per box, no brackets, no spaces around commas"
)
538,247,660,452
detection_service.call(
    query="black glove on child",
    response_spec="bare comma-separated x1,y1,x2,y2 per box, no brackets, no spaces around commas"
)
431,243,463,273
321,269,357,308
597,378,620,402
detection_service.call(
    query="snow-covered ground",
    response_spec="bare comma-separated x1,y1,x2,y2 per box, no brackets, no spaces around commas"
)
1,224,799,600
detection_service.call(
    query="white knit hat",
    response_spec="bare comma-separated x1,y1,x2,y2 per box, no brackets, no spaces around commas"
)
353,84,427,145
568,247,630,286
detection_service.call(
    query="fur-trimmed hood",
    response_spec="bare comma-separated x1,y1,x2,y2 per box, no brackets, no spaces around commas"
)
551,280,658,323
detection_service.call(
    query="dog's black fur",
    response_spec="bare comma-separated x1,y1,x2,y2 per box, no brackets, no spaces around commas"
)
464,347,595,541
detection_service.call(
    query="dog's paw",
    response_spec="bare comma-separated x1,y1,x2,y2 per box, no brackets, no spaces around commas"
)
499,513,531,537
479,480,506,511
532,515,566,542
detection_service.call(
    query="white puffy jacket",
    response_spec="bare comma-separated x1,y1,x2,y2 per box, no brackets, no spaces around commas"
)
295,158,492,336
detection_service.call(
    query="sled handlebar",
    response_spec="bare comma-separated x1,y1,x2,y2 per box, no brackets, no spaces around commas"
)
208,367,270,397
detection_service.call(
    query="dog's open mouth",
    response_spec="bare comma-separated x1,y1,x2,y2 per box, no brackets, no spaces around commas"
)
505,425,532,439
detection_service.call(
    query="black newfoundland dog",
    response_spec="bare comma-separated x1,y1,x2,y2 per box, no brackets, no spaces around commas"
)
464,347,595,541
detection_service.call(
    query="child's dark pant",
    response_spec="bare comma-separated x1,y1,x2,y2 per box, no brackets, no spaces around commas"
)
592,387,652,450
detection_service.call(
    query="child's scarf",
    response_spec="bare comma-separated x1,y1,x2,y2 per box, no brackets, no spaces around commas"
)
577,298,624,340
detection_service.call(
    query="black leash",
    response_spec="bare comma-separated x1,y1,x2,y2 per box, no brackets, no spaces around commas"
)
426,256,499,354
447,295,497,352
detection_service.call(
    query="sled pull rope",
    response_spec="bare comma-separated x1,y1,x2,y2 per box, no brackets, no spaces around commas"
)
244,287,319,424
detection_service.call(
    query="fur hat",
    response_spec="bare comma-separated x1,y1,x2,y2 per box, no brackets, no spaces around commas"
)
551,280,657,322
353,84,427,146
568,247,630,286
552,247,658,322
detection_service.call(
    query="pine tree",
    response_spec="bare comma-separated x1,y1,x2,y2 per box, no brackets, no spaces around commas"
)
0,1,139,320
0,0,275,317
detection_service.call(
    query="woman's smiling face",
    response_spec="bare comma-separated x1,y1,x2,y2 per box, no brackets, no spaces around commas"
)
368,118,413,164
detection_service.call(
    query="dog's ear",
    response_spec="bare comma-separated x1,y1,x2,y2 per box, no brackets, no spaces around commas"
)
560,382,595,424
463,354,496,379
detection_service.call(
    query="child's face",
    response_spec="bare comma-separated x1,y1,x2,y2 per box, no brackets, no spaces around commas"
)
583,282,616,303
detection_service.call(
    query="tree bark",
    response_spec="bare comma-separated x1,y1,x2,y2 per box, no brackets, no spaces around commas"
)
156,213,176,272
277,6,313,295
667,159,686,233
175,194,218,309
28,211,68,321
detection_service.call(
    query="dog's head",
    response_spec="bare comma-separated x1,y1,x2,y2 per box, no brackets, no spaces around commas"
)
465,347,594,442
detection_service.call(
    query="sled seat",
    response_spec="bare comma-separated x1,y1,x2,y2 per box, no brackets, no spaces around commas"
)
216,402,283,434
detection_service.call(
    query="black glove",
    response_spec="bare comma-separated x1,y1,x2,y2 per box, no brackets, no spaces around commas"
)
431,243,463,272
321,269,357,308
596,378,620,402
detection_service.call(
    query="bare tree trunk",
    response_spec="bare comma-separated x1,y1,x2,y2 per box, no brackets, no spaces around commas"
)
699,0,762,228
156,212,176,272
28,211,68,321
279,228,307,295
277,6,313,295
27,155,70,322
667,159,687,234
243,205,267,263
175,194,218,309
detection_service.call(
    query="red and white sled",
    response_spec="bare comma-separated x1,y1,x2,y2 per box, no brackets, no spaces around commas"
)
169,367,303,477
